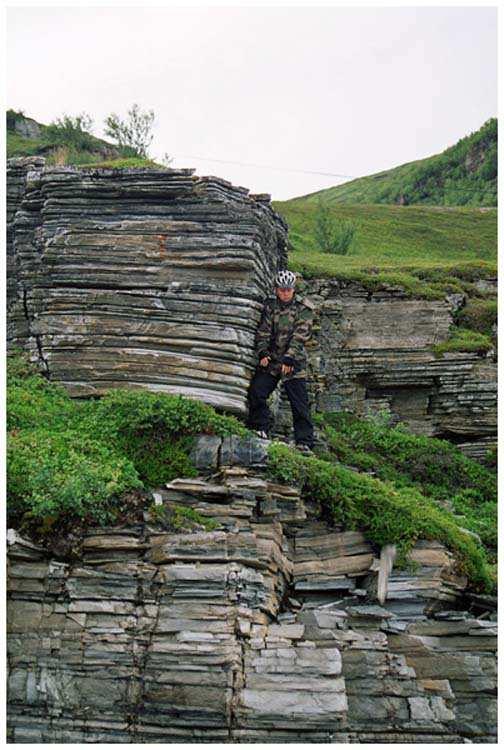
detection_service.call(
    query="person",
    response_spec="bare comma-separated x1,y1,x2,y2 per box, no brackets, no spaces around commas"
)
247,270,315,452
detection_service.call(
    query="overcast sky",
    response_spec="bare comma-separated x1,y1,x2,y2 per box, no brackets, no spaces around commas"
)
7,5,497,200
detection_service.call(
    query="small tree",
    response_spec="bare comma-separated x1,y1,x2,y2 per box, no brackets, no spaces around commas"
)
104,104,155,158
314,198,356,255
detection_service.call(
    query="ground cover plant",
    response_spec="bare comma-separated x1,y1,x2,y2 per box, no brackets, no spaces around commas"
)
267,433,496,593
7,352,246,534
316,411,497,554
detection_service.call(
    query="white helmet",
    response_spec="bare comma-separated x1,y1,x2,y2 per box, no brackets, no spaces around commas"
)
276,270,296,289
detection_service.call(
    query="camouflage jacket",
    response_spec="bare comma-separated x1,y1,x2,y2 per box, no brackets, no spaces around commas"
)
255,294,315,380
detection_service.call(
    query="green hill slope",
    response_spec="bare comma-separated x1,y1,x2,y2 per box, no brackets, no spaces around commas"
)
273,201,497,350
292,118,497,207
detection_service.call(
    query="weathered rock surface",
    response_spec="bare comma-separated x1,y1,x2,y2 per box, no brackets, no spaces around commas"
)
7,160,496,458
7,158,287,413
275,278,497,461
7,444,496,743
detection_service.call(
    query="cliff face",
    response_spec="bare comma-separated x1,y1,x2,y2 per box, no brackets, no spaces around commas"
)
7,159,496,460
7,157,287,413
274,279,497,462
7,443,497,743
6,164,497,741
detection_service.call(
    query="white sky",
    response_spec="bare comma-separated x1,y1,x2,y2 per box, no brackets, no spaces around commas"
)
6,4,497,200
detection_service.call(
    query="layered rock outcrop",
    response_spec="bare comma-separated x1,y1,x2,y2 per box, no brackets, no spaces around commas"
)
277,278,497,462
7,159,496,459
7,157,287,413
7,441,497,743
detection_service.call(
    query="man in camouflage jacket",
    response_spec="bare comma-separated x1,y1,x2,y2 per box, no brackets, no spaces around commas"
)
247,270,315,450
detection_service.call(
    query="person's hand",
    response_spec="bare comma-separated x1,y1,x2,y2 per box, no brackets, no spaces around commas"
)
260,356,270,368
281,363,293,376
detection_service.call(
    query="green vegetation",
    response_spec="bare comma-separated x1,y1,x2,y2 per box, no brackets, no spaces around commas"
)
44,113,96,151
316,412,496,553
314,198,356,255
456,299,497,337
148,502,219,532
275,201,496,272
276,190,497,352
104,103,155,158
276,198,496,306
275,121,497,325
289,119,497,207
7,352,246,530
267,419,496,592
8,352,496,592
76,157,164,170
432,327,494,357
6,108,161,168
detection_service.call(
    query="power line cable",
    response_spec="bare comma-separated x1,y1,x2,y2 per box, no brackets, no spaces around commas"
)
175,154,497,197
176,154,356,179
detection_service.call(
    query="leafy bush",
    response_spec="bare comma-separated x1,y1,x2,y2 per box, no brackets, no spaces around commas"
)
45,113,96,151
104,104,155,158
8,428,142,525
314,198,356,255
7,353,247,527
267,441,494,592
316,411,497,560
456,299,497,337
78,388,247,485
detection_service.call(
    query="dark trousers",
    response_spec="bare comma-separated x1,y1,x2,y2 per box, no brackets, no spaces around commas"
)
247,371,314,447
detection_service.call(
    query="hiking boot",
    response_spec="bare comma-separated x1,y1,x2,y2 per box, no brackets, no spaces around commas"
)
296,443,313,455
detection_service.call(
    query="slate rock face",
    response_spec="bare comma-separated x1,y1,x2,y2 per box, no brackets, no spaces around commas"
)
7,159,287,413
274,278,497,462
6,460,497,743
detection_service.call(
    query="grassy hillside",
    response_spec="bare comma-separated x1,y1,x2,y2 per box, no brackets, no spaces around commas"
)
275,199,496,289
292,118,497,207
274,199,497,352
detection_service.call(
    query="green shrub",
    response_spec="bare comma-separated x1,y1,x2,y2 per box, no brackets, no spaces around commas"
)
7,354,247,526
78,388,247,486
320,412,496,502
315,411,496,565
267,441,494,591
456,299,497,337
45,113,96,151
7,428,142,525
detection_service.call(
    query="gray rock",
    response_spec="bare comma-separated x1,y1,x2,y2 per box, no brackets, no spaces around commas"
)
220,434,269,466
189,434,222,470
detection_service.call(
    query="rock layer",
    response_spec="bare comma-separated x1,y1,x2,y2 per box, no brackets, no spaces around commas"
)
7,160,496,458
6,441,497,743
7,158,287,413
274,278,497,461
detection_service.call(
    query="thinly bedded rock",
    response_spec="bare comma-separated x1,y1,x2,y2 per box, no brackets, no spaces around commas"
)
6,464,496,743
7,160,287,413
7,161,496,458
272,278,497,462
